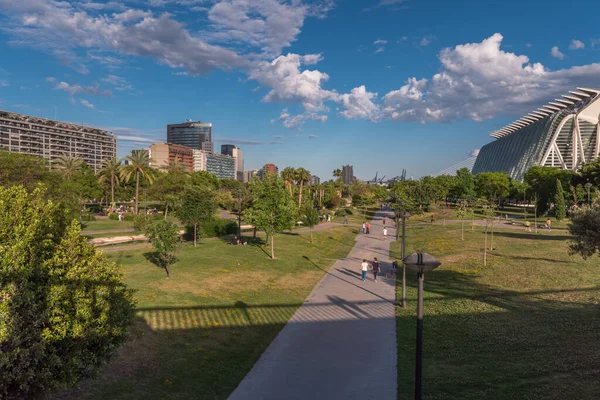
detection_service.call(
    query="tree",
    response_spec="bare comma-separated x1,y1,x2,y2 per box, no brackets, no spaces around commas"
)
149,172,189,219
332,168,342,181
452,168,475,199
98,157,123,205
177,186,217,247
524,166,576,215
480,200,496,266
144,219,181,277
53,153,84,181
580,158,600,187
120,150,156,214
554,179,566,221
246,174,297,259
456,200,471,241
301,205,320,243
0,185,135,399
163,157,188,174
568,200,600,259
475,172,510,203
295,167,311,208
281,167,297,196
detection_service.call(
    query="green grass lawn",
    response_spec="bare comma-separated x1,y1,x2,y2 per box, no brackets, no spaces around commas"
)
81,217,135,231
391,223,600,399
56,226,359,400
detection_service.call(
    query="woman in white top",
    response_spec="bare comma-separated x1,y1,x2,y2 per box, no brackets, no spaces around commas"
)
361,259,369,281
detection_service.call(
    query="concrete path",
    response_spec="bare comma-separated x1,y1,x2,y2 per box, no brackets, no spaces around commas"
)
229,210,397,400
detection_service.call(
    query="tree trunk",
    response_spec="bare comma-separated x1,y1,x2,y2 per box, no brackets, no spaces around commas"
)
484,224,488,266
271,234,275,259
194,223,197,247
111,175,115,204
310,227,313,243
253,227,257,239
166,262,171,278
461,219,464,241
135,171,140,215
490,220,495,251
298,181,303,207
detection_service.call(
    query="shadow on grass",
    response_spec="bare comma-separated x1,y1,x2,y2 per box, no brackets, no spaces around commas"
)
492,231,572,241
143,251,177,271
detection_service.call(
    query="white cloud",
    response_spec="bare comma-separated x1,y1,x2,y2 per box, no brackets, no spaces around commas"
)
339,85,379,122
569,40,585,50
551,46,565,60
419,36,434,46
308,134,318,139
53,80,113,97
468,149,480,157
380,33,600,123
374,39,387,45
374,47,385,54
79,99,95,109
101,75,133,91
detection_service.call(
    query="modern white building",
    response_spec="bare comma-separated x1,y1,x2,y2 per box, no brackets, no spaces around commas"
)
473,87,600,180
221,144,244,181
0,109,116,172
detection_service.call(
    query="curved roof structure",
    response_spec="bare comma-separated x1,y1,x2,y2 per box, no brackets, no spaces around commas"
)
473,88,600,180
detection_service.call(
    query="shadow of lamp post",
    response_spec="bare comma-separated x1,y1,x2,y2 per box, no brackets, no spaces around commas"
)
403,252,441,400
400,204,410,309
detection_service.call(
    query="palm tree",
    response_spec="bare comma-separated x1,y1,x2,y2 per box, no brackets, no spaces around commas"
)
295,167,311,207
98,157,123,205
164,157,188,174
120,150,156,214
281,167,296,196
333,168,342,181
54,153,84,180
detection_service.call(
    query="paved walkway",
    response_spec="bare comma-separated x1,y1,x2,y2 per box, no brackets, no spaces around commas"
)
229,210,397,400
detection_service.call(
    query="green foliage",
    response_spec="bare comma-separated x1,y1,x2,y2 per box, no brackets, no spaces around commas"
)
524,166,577,214
190,171,219,190
568,200,600,259
132,214,162,232
52,153,83,180
554,179,566,221
0,186,135,399
144,219,181,277
120,150,156,214
177,186,217,245
246,174,297,259
301,206,320,243
580,158,600,187
195,220,238,238
451,168,475,199
334,208,353,216
475,172,510,201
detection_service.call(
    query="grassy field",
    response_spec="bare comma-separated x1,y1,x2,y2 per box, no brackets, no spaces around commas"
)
391,222,600,399
55,226,359,400
81,218,134,231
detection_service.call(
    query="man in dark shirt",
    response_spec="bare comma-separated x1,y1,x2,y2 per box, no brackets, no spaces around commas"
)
372,257,380,282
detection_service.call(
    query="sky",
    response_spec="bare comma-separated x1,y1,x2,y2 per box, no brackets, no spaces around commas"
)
1,0,600,181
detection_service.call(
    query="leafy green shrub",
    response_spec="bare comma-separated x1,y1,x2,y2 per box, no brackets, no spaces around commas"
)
196,219,239,238
80,213,96,222
108,213,135,221
0,186,135,399
335,208,353,216
133,214,163,232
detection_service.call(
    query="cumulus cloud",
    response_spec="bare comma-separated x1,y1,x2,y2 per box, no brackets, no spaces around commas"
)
339,86,379,121
380,33,600,123
551,46,565,60
374,39,387,45
53,80,113,97
468,149,480,157
569,40,585,50
79,99,95,109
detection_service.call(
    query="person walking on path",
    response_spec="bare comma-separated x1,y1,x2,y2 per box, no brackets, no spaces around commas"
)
366,222,371,234
383,227,388,241
362,222,366,233
344,216,348,225
430,213,435,223
361,259,369,281
546,217,552,231
372,257,380,282
383,217,386,226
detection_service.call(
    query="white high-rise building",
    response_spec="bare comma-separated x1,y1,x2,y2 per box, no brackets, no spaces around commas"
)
221,144,244,181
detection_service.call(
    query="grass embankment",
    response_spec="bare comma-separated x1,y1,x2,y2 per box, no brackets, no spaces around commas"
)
392,223,600,399
56,226,359,400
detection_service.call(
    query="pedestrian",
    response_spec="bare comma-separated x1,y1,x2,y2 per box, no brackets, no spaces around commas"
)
383,227,388,241
362,222,366,233
525,221,531,231
327,214,331,222
372,257,380,282
383,217,386,226
366,222,371,234
361,259,369,281
546,217,552,231
430,213,435,223
344,216,348,225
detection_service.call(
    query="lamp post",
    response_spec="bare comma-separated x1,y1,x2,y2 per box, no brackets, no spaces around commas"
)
237,189,243,240
585,182,592,206
144,188,147,219
403,252,441,400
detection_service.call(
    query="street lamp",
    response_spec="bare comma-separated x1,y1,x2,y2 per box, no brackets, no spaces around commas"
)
403,252,441,400
237,189,243,241
585,182,592,206
144,188,147,219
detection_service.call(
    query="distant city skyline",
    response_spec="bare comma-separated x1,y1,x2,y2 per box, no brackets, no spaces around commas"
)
1,1,600,180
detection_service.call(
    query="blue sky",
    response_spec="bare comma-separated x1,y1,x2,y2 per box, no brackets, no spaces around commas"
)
1,0,600,180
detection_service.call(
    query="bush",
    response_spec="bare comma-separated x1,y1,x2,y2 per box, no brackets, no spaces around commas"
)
108,213,135,221
0,186,135,399
335,208,353,217
188,219,238,239
133,214,163,232
80,213,96,222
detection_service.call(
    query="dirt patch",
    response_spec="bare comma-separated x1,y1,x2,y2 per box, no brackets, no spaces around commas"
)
150,271,273,297
274,271,323,290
